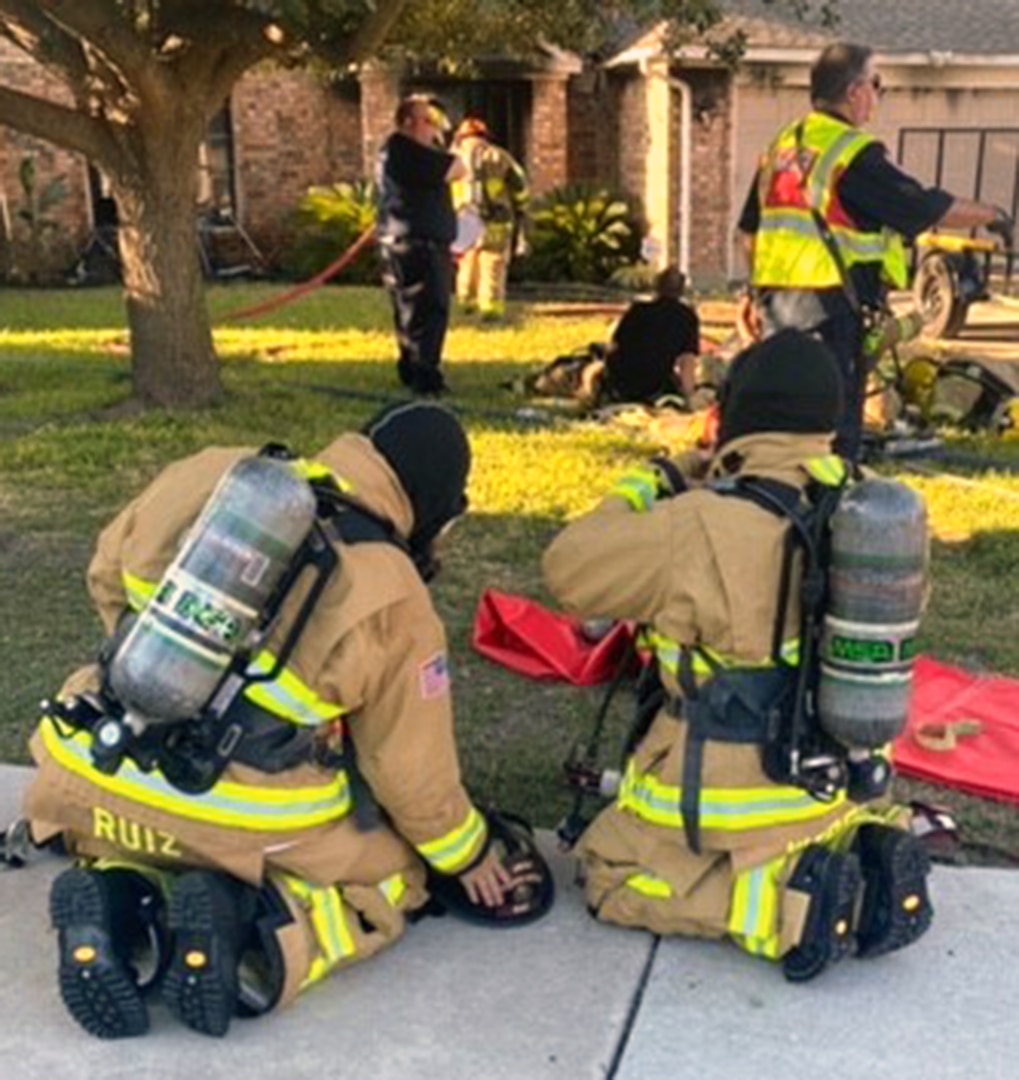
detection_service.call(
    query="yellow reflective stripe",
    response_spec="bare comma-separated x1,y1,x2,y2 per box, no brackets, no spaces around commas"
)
40,717,351,832
626,873,673,899
609,468,660,513
279,875,357,988
645,630,680,674
804,454,847,487
728,854,785,958
646,632,801,677
379,873,407,908
244,650,344,726
416,807,487,873
122,571,157,613
290,458,354,491
617,759,846,833
809,129,871,206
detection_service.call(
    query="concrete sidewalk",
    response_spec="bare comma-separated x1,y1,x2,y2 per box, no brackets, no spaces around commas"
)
2,763,1016,1080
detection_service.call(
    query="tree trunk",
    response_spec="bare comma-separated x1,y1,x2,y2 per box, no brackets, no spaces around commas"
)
116,127,221,409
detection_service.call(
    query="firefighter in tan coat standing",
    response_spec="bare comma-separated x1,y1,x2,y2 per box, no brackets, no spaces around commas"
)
543,329,933,982
23,401,550,1040
452,117,528,321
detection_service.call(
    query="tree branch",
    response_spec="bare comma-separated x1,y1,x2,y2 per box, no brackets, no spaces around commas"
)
0,1,91,94
0,84,122,169
34,0,170,106
329,0,409,65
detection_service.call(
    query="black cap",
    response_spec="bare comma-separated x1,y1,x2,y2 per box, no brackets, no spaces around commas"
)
717,329,843,447
364,401,471,550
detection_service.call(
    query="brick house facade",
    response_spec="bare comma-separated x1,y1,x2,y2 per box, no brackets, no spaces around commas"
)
5,2,1019,289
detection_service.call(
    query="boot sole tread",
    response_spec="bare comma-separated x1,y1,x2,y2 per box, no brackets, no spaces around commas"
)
50,869,148,1039
163,874,236,1038
857,830,933,959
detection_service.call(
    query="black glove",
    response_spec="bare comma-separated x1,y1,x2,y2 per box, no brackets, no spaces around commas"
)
986,206,1015,250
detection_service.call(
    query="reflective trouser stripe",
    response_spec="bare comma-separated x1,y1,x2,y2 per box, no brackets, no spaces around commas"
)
40,717,352,831
617,759,846,834
728,853,787,959
416,806,487,873
278,874,357,989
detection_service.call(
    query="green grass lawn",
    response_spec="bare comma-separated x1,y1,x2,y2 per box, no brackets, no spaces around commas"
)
2,283,1018,858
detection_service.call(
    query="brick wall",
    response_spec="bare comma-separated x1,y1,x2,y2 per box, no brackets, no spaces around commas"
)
529,75,570,196
0,42,90,281
232,66,363,264
683,70,733,289
567,69,621,187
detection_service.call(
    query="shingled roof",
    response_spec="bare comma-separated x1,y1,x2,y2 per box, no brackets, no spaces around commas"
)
722,0,1019,56
609,0,1019,64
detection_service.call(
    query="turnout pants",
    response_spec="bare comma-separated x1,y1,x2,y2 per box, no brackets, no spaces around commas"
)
456,222,512,318
380,238,453,393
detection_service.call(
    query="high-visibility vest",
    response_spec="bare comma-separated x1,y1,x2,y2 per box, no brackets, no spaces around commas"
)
751,111,909,291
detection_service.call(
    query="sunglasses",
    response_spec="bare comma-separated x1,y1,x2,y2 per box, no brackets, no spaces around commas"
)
864,74,885,99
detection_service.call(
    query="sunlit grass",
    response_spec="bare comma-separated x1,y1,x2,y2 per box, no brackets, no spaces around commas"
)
2,282,1018,844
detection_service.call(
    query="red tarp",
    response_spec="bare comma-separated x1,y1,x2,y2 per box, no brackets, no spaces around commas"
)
893,655,1019,805
471,589,634,685
473,593,1019,804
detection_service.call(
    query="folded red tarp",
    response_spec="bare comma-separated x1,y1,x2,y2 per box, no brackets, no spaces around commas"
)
894,655,1019,804
472,589,634,685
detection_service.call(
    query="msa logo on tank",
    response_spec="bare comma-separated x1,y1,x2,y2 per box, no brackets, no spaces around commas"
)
108,456,317,724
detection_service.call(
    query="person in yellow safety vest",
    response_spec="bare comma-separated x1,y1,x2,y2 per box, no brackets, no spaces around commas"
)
738,41,1013,463
23,401,546,1040
451,117,529,321
543,329,934,983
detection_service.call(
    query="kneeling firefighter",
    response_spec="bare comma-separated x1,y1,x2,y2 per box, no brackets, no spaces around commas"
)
23,401,552,1040
543,328,933,982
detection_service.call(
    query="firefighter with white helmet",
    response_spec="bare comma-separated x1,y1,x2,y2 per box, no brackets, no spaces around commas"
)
452,116,529,321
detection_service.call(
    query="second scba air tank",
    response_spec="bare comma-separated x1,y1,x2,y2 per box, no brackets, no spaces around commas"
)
817,478,929,750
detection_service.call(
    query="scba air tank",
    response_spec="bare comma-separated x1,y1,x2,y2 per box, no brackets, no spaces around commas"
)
107,456,317,723
818,479,928,749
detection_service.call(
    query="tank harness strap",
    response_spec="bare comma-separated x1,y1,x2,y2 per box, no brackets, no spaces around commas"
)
673,476,813,853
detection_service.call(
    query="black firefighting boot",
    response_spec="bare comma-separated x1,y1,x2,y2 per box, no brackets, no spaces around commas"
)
781,846,862,983
853,824,933,958
162,870,259,1038
49,865,167,1039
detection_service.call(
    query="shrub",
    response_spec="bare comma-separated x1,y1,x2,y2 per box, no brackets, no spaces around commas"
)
283,180,380,285
515,183,645,284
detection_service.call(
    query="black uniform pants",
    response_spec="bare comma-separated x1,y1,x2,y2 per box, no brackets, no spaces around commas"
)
380,239,453,394
758,291,867,462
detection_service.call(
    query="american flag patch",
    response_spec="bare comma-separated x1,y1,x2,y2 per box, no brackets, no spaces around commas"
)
419,653,450,699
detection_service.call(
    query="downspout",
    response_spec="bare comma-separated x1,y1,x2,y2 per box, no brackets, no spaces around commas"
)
667,74,693,278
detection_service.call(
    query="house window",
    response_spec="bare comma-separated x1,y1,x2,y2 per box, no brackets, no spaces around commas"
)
87,105,239,226
197,104,238,220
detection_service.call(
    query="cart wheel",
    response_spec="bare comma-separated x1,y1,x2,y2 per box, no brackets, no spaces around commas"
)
913,251,969,338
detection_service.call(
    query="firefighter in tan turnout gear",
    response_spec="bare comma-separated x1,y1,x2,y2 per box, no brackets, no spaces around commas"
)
452,117,529,321
543,329,934,982
23,401,550,1040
